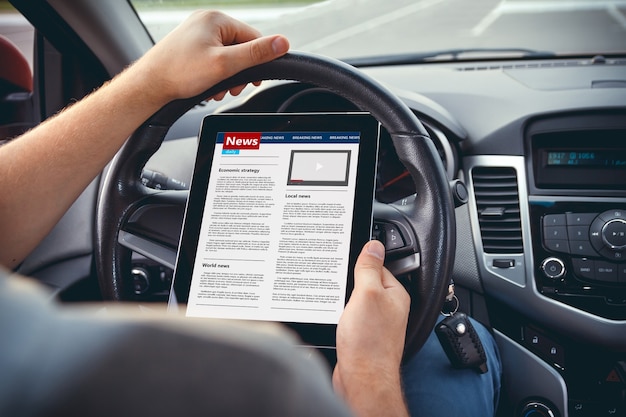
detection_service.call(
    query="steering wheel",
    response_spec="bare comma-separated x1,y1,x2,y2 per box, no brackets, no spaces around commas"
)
95,51,455,358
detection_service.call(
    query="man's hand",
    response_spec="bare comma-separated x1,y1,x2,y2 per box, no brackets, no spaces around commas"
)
0,11,289,268
132,10,290,104
333,240,410,417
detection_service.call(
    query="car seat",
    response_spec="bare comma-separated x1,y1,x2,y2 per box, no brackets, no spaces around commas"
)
0,34,34,141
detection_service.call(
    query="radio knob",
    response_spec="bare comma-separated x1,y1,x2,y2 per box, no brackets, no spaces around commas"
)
602,219,626,250
518,400,556,417
541,257,566,280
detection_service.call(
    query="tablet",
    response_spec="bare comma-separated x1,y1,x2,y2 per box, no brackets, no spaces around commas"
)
170,112,379,348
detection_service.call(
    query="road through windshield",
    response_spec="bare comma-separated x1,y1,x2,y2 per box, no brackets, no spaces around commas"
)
1,0,625,66
136,0,626,59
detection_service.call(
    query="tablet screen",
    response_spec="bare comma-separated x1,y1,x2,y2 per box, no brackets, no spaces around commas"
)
170,113,379,345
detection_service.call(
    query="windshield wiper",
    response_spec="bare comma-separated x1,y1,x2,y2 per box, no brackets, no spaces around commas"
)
343,48,556,67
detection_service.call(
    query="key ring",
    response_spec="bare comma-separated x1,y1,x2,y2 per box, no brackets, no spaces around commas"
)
441,294,459,317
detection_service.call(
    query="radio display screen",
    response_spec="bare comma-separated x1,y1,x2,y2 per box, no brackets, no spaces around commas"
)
532,128,626,190
546,150,626,168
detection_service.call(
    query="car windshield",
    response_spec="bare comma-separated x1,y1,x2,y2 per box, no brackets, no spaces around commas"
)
130,0,626,61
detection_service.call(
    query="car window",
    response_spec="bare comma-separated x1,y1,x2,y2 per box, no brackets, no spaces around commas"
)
0,1,33,69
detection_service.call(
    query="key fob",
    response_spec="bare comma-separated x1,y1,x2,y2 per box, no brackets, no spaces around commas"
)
435,312,488,374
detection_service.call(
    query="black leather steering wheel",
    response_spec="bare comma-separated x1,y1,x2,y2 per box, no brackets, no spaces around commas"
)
95,51,455,358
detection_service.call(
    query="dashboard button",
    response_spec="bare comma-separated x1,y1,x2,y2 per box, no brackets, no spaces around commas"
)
570,240,598,257
590,217,604,249
598,247,625,262
595,261,618,282
544,239,570,254
566,212,597,226
541,257,566,279
599,209,626,222
524,327,565,368
544,225,567,240
619,264,626,283
571,258,595,280
493,259,515,268
602,219,626,249
567,225,589,241
544,214,566,226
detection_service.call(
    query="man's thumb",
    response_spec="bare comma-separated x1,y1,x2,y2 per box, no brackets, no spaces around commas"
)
352,240,386,290
233,35,290,69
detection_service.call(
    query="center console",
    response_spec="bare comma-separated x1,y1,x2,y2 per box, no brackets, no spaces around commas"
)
524,112,626,416
528,116,626,321
467,111,626,417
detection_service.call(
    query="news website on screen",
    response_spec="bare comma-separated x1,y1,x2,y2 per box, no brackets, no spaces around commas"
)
185,130,362,325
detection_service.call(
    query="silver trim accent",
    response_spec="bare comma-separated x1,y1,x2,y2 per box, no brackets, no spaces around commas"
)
118,230,177,270
540,257,566,280
495,331,568,417
467,157,528,287
602,219,626,250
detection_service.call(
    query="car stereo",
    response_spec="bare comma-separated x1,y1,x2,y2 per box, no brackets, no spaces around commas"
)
528,122,626,320
531,205,626,320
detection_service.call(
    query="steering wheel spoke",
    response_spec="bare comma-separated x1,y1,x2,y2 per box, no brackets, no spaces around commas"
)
119,189,187,269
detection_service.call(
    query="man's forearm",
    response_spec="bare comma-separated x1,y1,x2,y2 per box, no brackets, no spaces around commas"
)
337,368,409,417
0,64,168,268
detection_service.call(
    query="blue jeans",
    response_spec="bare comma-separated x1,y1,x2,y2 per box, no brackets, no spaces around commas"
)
401,316,502,417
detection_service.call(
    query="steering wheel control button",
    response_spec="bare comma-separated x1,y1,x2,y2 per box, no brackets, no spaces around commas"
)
541,257,566,280
373,221,406,251
385,225,405,250
372,222,384,244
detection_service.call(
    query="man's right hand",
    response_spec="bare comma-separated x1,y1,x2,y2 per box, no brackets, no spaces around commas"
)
333,240,410,417
132,10,290,105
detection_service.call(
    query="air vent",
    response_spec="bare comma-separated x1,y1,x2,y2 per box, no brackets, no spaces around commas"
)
472,167,523,254
456,57,626,72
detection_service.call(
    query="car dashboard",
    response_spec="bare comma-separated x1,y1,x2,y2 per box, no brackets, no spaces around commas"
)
137,54,626,416
17,50,626,416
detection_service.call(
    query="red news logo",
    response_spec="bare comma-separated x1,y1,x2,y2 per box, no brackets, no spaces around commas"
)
223,132,261,150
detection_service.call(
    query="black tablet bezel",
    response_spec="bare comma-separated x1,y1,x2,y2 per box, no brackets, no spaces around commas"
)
171,112,379,348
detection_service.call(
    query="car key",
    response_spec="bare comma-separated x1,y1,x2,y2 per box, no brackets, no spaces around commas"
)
435,283,488,374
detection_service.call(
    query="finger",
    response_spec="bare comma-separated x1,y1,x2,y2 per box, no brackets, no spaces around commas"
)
358,241,409,300
209,91,228,101
224,35,290,74
352,240,386,291
229,84,248,97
